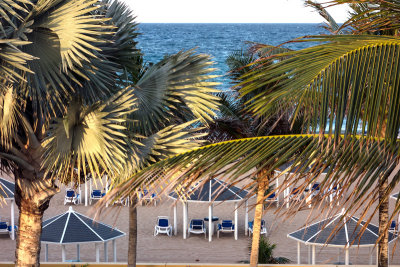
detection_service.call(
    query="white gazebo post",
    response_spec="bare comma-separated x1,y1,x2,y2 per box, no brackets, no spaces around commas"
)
89,179,93,205
376,247,379,265
345,248,349,265
104,241,108,262
234,202,238,240
85,178,88,206
113,239,117,262
297,242,301,264
208,203,213,242
10,199,15,240
173,203,177,235
245,200,249,235
77,244,80,261
312,245,316,265
61,245,66,262
183,201,188,239
285,187,290,209
45,244,49,262
105,176,109,208
95,243,100,262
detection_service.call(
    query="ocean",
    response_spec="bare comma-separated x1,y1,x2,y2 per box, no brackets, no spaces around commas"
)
137,23,328,89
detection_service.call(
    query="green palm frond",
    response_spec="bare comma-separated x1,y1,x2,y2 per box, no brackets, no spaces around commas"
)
0,39,33,84
0,0,31,34
305,0,343,34
241,35,400,143
42,87,136,183
132,49,220,135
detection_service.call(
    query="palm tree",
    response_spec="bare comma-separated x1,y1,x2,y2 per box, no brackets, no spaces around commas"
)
207,49,301,264
0,0,219,265
105,2,400,267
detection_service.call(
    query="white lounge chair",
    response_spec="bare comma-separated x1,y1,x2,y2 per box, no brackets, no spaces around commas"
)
248,219,267,236
139,189,157,206
217,220,235,238
265,192,278,207
188,219,206,238
154,216,172,236
90,189,103,205
64,189,79,205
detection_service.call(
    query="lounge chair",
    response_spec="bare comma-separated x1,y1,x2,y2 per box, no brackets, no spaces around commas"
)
265,192,278,207
310,183,320,197
217,220,235,238
154,216,172,236
0,221,8,235
64,189,79,205
90,189,103,205
390,220,398,234
248,220,267,236
188,219,206,238
324,184,341,204
139,189,157,206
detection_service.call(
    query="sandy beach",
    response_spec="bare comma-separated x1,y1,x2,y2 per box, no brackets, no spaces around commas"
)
1,173,400,264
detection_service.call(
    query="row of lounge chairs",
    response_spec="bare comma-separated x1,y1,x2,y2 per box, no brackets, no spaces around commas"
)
154,216,267,238
64,188,157,206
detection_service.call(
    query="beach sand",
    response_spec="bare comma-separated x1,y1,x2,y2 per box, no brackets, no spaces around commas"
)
1,173,400,264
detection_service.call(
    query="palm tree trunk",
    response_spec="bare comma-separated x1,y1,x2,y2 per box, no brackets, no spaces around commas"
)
128,197,138,267
14,171,57,266
378,177,389,267
250,181,266,267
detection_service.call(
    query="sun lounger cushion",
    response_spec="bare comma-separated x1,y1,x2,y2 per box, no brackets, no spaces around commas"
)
191,219,204,230
0,222,7,229
92,190,102,197
267,193,276,199
66,190,75,197
158,219,169,227
221,221,233,228
390,220,397,229
312,183,320,191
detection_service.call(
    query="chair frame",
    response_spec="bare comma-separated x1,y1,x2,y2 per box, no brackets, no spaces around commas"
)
217,220,235,238
188,219,206,238
265,192,278,207
64,188,79,205
154,216,173,237
248,220,267,236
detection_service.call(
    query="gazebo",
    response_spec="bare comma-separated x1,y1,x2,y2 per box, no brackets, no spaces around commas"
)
0,177,15,240
288,211,397,265
41,206,125,262
169,178,251,242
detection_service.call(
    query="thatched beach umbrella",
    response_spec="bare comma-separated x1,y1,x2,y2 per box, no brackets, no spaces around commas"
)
288,210,397,265
0,177,15,240
169,178,251,242
41,207,125,262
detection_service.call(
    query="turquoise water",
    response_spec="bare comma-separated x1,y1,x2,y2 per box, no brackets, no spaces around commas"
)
137,23,328,89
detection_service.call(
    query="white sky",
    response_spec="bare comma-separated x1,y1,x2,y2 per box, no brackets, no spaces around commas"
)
122,0,349,23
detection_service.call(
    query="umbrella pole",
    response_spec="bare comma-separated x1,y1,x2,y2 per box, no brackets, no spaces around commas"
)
62,245,66,262
308,245,311,264
234,202,238,240
77,244,80,262
208,204,212,242
104,241,108,262
370,247,373,265
245,200,248,236
173,204,177,236
45,244,48,262
85,178,88,206
312,245,316,265
345,248,349,265
11,199,14,240
95,243,100,262
113,239,117,262
183,202,187,239
297,242,301,264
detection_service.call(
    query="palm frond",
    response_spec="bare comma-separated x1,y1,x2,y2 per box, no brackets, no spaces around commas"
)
306,0,343,34
0,86,20,149
42,87,136,183
241,35,400,145
0,0,31,35
132,49,220,136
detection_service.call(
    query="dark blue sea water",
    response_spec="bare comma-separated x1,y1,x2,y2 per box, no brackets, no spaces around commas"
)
137,23,328,89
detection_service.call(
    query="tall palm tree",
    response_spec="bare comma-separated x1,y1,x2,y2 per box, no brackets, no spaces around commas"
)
105,2,400,267
0,0,219,265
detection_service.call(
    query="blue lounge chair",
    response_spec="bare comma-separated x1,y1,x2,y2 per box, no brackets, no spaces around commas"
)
139,189,157,206
188,219,206,238
310,183,320,198
64,189,79,205
90,189,103,205
248,220,267,236
154,216,172,236
390,220,397,234
0,221,8,235
217,220,235,238
265,192,278,207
